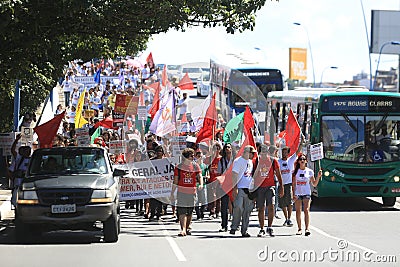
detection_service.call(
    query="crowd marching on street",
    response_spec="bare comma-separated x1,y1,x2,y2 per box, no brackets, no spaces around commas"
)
6,56,322,239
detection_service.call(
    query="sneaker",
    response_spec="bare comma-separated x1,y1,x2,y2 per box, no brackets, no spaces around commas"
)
257,229,266,237
229,229,236,235
266,227,275,237
287,219,293,227
283,220,288,226
219,227,228,232
242,232,251,238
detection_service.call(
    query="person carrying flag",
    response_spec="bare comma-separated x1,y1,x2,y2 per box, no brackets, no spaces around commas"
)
229,145,257,237
253,145,284,237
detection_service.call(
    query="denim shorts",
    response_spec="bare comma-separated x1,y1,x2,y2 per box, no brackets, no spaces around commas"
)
296,195,311,200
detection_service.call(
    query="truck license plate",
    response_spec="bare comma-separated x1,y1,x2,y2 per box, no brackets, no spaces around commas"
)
51,204,76,214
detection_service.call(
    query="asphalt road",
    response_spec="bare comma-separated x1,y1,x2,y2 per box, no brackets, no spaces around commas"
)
0,197,399,267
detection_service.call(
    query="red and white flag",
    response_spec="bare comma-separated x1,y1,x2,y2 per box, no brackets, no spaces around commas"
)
196,93,217,143
148,82,161,120
149,92,176,136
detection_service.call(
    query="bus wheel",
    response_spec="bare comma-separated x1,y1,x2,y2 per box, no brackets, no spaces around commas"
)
382,197,396,206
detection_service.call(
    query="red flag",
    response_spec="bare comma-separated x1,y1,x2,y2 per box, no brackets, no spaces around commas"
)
146,52,154,69
243,106,256,149
216,129,251,201
95,117,116,129
196,92,217,143
162,65,168,86
139,90,145,106
143,82,159,95
181,113,188,123
34,111,65,148
284,109,301,157
178,73,194,90
148,82,161,120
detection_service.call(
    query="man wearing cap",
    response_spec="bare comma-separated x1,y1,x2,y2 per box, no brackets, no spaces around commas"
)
230,145,256,237
253,145,284,237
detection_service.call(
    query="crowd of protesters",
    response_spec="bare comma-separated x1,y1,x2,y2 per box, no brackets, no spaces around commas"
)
8,57,322,238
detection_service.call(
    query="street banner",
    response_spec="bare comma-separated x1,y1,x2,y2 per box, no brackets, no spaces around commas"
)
289,47,307,80
310,142,324,161
115,94,139,115
119,157,179,200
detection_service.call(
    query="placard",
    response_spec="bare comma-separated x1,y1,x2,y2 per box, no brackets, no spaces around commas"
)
137,106,147,120
310,142,324,161
76,127,90,147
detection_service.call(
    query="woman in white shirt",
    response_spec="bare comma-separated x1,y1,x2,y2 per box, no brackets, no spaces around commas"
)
292,153,322,236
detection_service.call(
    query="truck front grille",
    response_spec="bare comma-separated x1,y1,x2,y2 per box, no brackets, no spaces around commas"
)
37,189,92,205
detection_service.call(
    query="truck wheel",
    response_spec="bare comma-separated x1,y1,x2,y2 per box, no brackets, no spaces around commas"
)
103,209,120,243
382,197,396,206
14,218,31,243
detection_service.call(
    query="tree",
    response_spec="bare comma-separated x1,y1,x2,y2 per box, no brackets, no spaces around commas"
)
0,0,277,132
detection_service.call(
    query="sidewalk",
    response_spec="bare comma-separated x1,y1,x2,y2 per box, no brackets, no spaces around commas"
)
0,177,13,221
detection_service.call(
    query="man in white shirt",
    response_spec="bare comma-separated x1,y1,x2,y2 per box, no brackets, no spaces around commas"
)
141,64,150,83
62,75,73,107
177,93,188,120
278,144,302,227
230,145,256,237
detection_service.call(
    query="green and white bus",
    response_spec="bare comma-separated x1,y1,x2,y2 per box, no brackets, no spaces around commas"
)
266,87,400,206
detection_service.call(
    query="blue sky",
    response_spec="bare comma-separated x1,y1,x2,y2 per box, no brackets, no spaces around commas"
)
145,0,400,84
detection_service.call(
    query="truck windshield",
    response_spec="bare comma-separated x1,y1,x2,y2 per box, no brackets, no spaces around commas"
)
29,149,108,175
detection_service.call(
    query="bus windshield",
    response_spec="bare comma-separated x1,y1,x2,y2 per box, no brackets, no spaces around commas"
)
322,115,400,163
228,69,283,112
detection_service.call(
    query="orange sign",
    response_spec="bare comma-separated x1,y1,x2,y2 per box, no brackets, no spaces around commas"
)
289,48,307,80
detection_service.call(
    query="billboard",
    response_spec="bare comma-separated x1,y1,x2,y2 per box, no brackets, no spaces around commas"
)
289,48,307,80
371,10,400,54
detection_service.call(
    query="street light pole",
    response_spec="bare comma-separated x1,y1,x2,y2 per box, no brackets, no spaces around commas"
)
373,41,400,90
294,22,315,87
320,66,338,87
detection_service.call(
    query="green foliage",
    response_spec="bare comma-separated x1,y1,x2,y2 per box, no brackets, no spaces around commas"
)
0,0,277,132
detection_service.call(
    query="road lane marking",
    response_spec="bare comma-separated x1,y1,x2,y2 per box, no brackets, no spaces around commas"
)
159,221,187,262
309,225,377,253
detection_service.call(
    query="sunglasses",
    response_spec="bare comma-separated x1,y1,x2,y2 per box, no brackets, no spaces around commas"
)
299,158,307,161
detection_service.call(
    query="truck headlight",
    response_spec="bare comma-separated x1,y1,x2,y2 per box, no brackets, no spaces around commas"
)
17,190,39,205
90,189,113,203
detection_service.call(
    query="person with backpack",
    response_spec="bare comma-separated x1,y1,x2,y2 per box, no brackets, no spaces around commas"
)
170,148,204,237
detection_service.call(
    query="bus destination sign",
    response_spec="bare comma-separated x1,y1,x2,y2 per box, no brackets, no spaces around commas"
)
322,96,400,113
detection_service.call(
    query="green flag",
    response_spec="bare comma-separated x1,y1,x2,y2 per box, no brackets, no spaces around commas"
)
91,127,101,144
223,112,244,143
